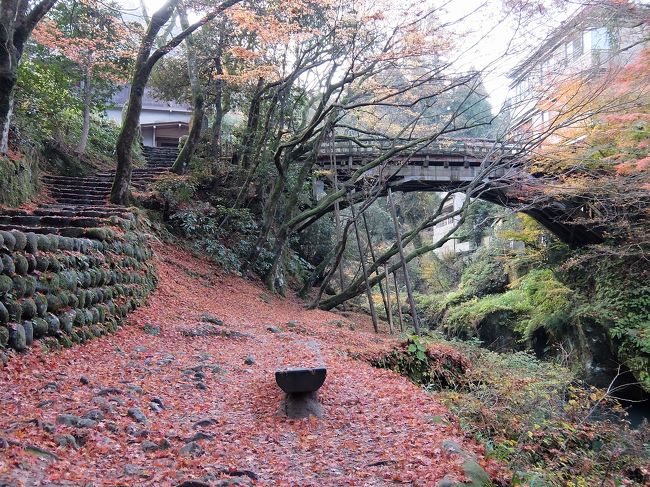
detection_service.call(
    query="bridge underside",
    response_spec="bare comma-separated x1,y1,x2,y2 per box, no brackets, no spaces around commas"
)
314,165,603,247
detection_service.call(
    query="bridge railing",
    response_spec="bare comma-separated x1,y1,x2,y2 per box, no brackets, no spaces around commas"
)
317,137,520,158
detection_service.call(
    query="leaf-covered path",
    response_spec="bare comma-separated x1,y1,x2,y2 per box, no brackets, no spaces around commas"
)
0,244,498,486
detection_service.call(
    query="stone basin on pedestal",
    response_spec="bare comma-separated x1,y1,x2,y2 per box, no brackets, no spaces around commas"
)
275,367,326,394
275,367,327,419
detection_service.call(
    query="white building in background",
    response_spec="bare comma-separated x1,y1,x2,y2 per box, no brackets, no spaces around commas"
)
106,86,191,147
430,193,476,256
508,1,649,135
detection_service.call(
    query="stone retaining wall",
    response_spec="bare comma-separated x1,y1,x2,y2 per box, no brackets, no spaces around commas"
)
0,217,156,361
0,153,40,207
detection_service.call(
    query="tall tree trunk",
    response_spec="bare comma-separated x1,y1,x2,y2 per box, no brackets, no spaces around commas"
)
111,1,177,204
350,199,379,333
0,37,16,154
362,211,391,321
387,188,421,335
240,78,264,169
172,4,203,174
0,0,59,153
384,264,394,334
110,0,242,204
77,65,92,154
209,31,225,159
111,68,150,204
393,272,404,332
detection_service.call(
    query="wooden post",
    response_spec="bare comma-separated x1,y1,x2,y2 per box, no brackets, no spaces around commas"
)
387,188,421,335
362,211,391,323
384,263,394,334
331,136,345,292
350,198,379,333
393,271,404,332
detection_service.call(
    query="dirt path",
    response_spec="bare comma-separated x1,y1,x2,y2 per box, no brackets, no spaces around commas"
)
0,244,497,486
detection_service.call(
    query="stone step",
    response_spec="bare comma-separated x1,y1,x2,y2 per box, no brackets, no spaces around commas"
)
0,224,114,238
0,214,106,228
32,208,131,218
45,176,156,186
47,187,110,196
0,224,61,235
51,192,107,200
39,204,126,213
53,198,109,206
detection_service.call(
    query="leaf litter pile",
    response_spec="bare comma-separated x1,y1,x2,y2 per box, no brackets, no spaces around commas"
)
0,243,502,485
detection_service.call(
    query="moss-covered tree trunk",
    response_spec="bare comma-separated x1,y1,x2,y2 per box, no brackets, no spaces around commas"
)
0,0,59,154
171,5,204,174
111,0,242,204
77,66,93,154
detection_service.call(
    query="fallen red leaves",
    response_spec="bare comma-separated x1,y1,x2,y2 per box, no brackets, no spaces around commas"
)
0,243,499,486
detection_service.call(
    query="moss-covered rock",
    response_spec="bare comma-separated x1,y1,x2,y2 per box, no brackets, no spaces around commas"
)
1,254,15,275
12,276,26,297
47,294,61,313
8,323,26,351
24,276,36,296
59,311,73,334
66,292,79,308
58,333,73,348
0,325,8,348
5,300,21,322
70,329,83,344
73,309,86,327
0,302,8,325
48,235,59,251
45,313,60,335
22,320,33,346
90,307,100,324
11,231,26,251
25,233,38,253
76,290,86,308
36,234,51,252
0,156,39,207
32,318,48,338
21,298,37,319
59,271,77,291
0,231,16,251
40,337,61,352
35,255,49,272
34,294,48,316
84,228,107,240
83,308,93,324
0,275,12,295
13,254,28,275
49,256,62,272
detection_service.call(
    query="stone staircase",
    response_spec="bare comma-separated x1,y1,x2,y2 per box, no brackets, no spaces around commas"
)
0,146,179,235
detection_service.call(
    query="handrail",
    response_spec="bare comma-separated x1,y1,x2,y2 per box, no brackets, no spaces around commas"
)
317,136,520,156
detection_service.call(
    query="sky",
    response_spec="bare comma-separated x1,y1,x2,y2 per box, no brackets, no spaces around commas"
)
437,1,579,112
118,0,575,113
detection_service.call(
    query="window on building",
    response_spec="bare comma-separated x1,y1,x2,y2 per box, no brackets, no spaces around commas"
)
591,27,610,49
572,35,583,58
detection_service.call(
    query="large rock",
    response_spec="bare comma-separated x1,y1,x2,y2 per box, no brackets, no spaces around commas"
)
127,407,148,424
9,323,27,351
22,320,33,346
179,441,204,457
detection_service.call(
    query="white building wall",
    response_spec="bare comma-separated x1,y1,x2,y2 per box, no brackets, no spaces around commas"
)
104,108,191,128
432,193,476,256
